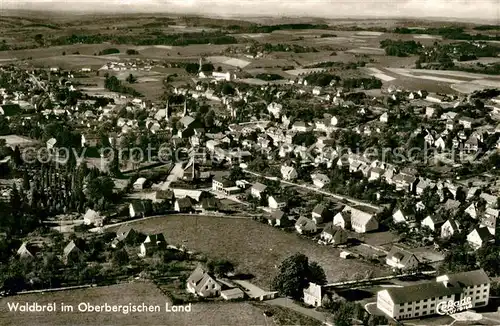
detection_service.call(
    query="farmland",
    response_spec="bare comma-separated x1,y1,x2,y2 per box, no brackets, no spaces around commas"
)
0,282,276,326
109,215,390,288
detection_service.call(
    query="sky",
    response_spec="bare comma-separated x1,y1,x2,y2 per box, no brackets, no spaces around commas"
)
1,0,499,21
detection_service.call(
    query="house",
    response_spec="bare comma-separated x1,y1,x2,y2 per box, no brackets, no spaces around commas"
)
268,195,287,210
221,288,245,300
174,197,194,213
421,215,445,232
415,178,436,196
267,102,282,119
376,269,490,320
46,137,57,150
386,246,419,271
481,208,499,235
369,167,385,181
467,227,493,250
200,197,223,212
442,199,461,213
458,116,473,129
83,208,104,227
435,137,446,150
129,201,147,218
212,176,235,193
281,165,298,181
186,266,221,298
425,106,436,118
133,177,147,190
291,121,311,133
17,242,36,260
113,225,136,248
320,224,348,245
465,202,479,219
267,210,288,227
311,173,330,189
464,135,479,152
334,206,378,233
392,209,414,225
63,240,83,264
441,219,460,239
303,283,325,307
295,216,318,234
81,133,100,147
312,86,322,96
154,190,175,204
139,233,166,257
480,193,498,208
379,112,389,123
392,173,418,192
250,182,267,199
311,204,332,224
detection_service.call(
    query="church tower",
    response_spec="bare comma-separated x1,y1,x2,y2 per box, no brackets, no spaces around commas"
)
182,99,187,117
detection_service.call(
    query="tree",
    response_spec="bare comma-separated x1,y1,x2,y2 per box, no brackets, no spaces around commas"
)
228,166,245,182
271,253,327,300
308,261,327,286
126,74,137,84
207,259,235,277
333,302,354,326
112,248,129,267
439,243,477,273
221,83,236,96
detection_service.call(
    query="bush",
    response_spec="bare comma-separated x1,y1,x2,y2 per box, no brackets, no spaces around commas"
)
126,49,139,55
98,48,120,55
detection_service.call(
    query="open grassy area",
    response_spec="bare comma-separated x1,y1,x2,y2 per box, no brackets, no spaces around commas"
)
110,215,390,288
0,282,274,326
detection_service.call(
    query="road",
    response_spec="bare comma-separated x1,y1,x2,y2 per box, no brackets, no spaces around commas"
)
243,169,381,211
161,162,184,190
325,270,436,288
268,297,333,326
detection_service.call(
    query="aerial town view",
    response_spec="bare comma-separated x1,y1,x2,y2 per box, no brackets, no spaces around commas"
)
0,0,499,325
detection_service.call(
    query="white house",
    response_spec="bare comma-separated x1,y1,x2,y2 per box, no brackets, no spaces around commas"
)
320,224,348,245
186,266,221,297
392,209,413,225
333,206,378,233
311,173,330,189
421,215,445,232
467,227,493,250
441,219,460,239
281,165,298,181
386,246,419,271
250,182,267,199
133,177,147,190
295,216,317,234
83,209,103,227
267,102,283,119
311,204,332,224
268,195,287,210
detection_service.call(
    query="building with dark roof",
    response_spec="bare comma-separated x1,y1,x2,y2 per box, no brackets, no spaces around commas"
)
377,269,490,320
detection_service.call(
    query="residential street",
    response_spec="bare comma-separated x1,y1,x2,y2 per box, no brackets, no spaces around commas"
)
243,169,381,211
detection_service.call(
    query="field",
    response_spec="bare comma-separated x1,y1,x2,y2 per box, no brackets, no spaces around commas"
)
110,215,390,288
0,282,275,326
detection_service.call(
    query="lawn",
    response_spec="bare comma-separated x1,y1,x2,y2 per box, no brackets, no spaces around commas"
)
110,215,390,288
0,282,274,326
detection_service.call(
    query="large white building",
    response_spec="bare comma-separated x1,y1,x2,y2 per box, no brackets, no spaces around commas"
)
377,269,490,320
